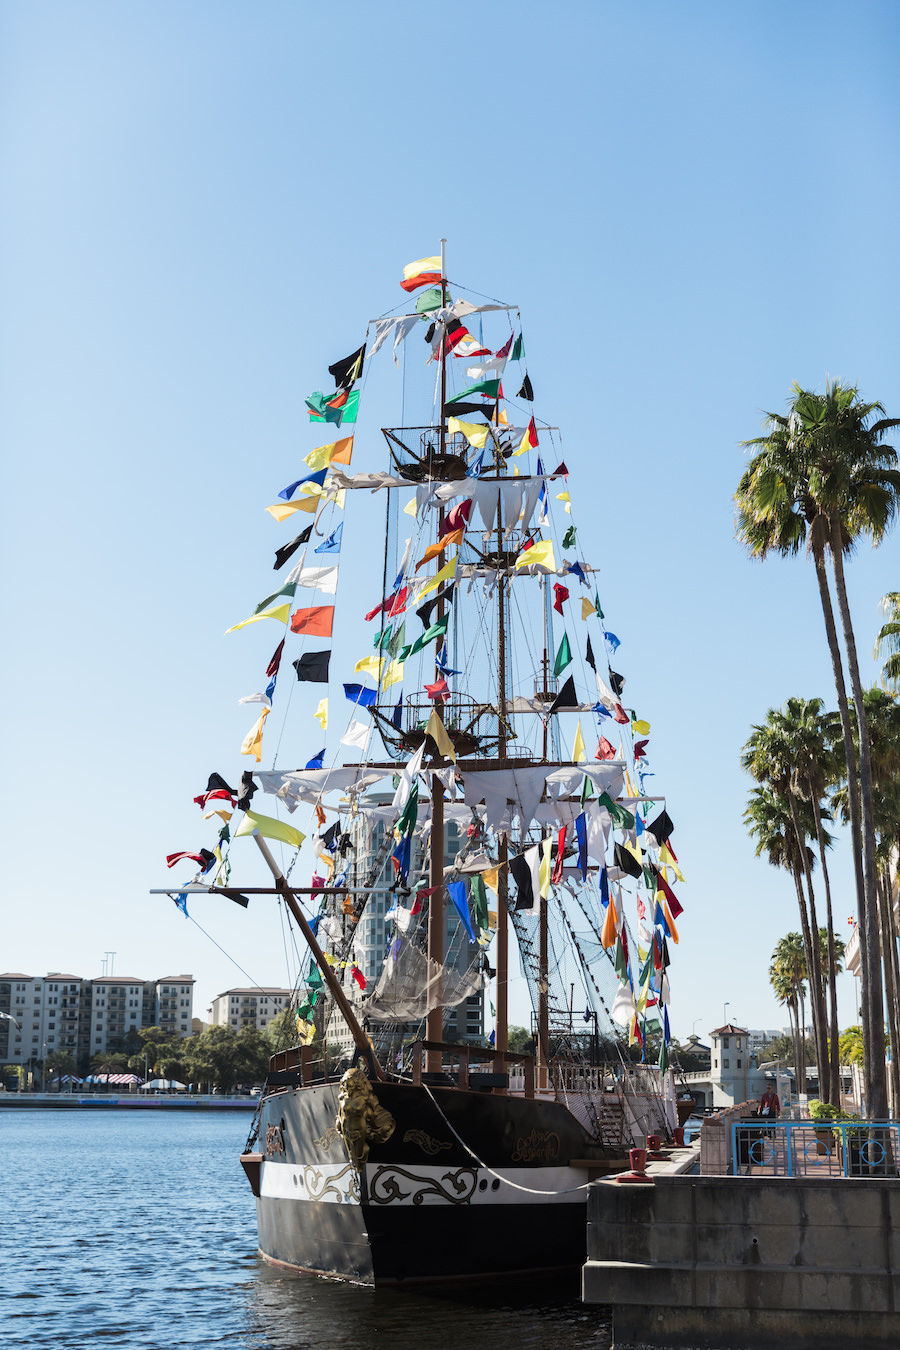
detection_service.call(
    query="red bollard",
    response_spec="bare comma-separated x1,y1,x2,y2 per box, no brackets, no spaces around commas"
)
673,1127,685,1147
615,1146,655,1184
646,1132,672,1161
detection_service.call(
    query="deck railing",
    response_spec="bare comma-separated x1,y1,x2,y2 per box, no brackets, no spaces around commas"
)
732,1119,900,1178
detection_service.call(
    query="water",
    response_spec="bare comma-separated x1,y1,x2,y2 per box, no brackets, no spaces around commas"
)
3,1109,611,1349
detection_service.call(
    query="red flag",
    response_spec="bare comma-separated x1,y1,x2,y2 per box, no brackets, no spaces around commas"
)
193,789,235,810
595,736,617,761
290,606,335,637
552,825,567,886
266,639,285,678
424,677,450,702
495,334,514,360
351,965,366,990
634,738,649,759
551,461,568,478
552,583,569,615
439,499,472,536
656,872,683,918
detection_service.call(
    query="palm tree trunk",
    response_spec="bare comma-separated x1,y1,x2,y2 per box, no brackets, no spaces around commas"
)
790,860,812,1096
877,870,900,1115
787,793,831,1101
810,791,841,1105
828,515,888,1119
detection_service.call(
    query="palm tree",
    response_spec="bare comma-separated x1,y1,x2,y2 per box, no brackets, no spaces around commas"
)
874,593,900,691
770,933,808,1092
736,381,900,1119
743,711,833,1099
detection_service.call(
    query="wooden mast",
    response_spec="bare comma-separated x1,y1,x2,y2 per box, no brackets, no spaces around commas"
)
495,446,509,1055
425,240,448,1074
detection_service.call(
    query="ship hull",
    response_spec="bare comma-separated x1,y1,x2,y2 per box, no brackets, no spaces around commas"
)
250,1079,616,1286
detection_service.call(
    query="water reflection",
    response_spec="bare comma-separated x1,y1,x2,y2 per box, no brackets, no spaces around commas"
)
245,1263,612,1350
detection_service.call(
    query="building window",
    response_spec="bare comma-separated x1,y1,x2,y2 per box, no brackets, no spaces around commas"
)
714,1058,718,1068
737,1059,742,1068
724,1059,730,1069
723,1037,729,1049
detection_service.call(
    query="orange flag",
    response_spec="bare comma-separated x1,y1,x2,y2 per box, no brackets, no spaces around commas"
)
414,528,464,572
290,606,335,637
601,895,618,949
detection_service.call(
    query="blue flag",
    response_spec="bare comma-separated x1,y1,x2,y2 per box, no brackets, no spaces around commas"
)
315,523,343,554
447,880,476,942
305,748,325,769
574,812,588,880
278,468,327,501
603,630,620,651
568,561,587,585
172,893,189,918
343,683,378,708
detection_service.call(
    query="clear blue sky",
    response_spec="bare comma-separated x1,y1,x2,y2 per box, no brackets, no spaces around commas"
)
3,1,899,1042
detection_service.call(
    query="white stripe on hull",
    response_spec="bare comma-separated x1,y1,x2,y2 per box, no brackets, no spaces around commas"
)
260,1159,587,1206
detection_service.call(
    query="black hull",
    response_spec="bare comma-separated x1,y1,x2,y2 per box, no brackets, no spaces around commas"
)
251,1080,617,1286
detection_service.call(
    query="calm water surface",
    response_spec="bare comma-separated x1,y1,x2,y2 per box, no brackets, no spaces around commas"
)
3,1109,611,1349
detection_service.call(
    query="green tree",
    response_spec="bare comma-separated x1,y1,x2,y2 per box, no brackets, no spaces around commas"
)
507,1025,534,1056
43,1050,76,1089
737,381,900,1118
839,1025,866,1066
265,1008,300,1051
769,933,808,1093
183,1024,269,1090
128,1026,187,1080
874,593,900,691
743,713,832,1099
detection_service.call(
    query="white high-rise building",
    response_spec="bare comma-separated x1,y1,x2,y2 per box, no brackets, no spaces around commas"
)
208,987,292,1031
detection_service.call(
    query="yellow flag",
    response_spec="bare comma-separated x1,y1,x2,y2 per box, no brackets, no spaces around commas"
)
632,718,651,735
403,497,418,517
225,603,291,634
515,540,556,573
240,707,269,761
581,597,594,620
313,698,328,730
403,255,441,280
425,709,457,762
660,841,684,882
481,867,500,895
354,655,384,681
623,840,642,868
572,721,586,762
383,659,405,689
664,902,679,945
556,490,572,514
235,809,305,850
448,417,490,450
304,436,353,471
539,837,553,899
416,554,457,600
266,497,318,522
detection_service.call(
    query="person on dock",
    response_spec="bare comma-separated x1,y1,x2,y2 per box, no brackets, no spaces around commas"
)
757,1087,780,1120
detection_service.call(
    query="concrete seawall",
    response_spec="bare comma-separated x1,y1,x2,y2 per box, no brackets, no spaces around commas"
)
583,1172,900,1349
0,1093,257,1110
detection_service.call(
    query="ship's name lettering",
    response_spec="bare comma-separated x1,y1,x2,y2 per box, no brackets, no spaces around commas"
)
511,1129,560,1163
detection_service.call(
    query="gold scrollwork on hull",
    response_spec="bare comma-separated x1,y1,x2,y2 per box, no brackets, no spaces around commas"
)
335,1066,396,1171
312,1126,340,1151
402,1128,453,1156
368,1165,478,1206
302,1163,360,1204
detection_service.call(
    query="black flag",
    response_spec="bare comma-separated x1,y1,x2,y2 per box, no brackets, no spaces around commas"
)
292,650,331,683
328,344,366,390
517,374,534,401
274,525,313,570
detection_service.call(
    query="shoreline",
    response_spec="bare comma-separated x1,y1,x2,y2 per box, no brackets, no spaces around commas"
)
0,1092,257,1110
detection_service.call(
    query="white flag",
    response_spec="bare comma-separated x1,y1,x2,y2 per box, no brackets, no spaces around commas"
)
391,742,425,811
340,718,371,752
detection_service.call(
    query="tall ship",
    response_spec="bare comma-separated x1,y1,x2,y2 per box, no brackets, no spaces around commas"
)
156,249,685,1285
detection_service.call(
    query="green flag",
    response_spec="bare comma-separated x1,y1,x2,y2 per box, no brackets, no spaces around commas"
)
408,614,449,657
511,334,524,361
658,1040,669,1074
395,783,419,838
597,791,634,830
553,632,572,677
470,874,489,931
446,379,501,405
387,621,407,657
562,525,577,550
614,938,628,981
415,287,443,315
580,774,595,805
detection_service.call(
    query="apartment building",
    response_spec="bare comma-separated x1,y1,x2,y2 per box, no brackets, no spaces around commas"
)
208,987,292,1031
0,972,195,1067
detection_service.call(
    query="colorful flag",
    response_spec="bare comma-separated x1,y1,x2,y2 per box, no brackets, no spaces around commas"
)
290,607,334,637
240,707,269,761
425,708,456,761
315,524,343,554
552,583,569,615
416,555,457,600
274,526,313,570
292,651,330,683
572,721,586,762
329,344,366,390
448,417,491,450
235,810,305,850
266,497,318,522
595,736,617,761
278,468,327,501
401,256,442,291
446,379,501,405
313,698,328,730
308,390,359,424
304,436,354,471
225,604,291,635
553,633,572,676
515,539,556,573
415,529,464,572
514,417,539,457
